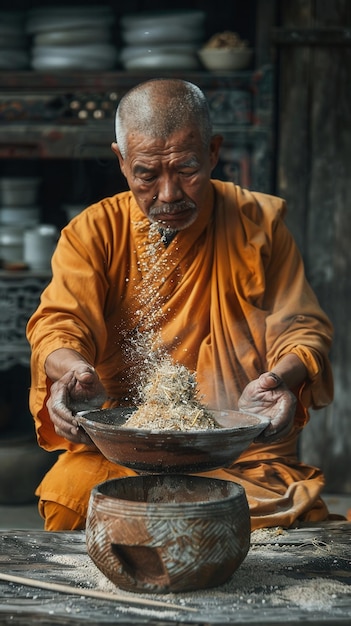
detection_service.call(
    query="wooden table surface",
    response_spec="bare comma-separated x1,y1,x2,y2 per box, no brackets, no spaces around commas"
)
0,521,350,625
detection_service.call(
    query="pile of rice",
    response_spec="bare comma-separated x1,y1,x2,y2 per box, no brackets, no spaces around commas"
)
123,357,219,431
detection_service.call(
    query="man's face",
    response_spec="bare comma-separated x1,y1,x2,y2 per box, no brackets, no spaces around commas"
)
112,127,222,232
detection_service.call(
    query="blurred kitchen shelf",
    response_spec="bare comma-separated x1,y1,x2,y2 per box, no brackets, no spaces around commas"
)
0,67,274,167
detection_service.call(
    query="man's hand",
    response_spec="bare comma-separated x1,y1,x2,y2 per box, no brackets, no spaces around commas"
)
46,365,107,444
238,371,297,442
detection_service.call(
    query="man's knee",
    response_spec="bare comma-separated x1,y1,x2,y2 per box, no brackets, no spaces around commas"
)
39,499,86,531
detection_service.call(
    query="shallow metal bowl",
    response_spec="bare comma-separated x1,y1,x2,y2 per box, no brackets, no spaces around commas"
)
77,407,269,473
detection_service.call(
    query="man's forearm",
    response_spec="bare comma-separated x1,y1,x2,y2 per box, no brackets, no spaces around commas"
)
44,348,91,382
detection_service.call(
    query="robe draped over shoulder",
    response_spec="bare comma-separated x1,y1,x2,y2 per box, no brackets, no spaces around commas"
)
26,181,334,530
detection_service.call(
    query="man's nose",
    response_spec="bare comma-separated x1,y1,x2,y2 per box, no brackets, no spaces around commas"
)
156,177,183,203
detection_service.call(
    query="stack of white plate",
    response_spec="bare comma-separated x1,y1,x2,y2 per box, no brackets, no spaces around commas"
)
120,10,206,70
0,177,42,265
0,11,29,70
0,177,41,228
27,5,119,71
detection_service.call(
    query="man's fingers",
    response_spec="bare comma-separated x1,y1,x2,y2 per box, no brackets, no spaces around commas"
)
259,396,295,441
46,366,103,445
53,421,92,445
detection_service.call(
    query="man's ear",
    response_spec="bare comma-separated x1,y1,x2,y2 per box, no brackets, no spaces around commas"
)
209,134,223,171
111,142,126,176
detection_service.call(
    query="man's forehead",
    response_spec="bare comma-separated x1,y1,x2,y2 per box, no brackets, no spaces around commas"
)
131,153,200,173
126,127,202,154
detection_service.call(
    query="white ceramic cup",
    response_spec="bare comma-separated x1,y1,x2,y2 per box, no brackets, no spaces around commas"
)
24,224,58,270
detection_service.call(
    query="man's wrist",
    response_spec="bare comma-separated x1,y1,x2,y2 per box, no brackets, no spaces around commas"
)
270,354,308,390
45,348,90,381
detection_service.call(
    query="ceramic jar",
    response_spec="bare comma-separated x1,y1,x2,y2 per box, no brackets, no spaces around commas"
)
86,473,251,594
0,226,24,264
23,224,58,270
0,177,41,206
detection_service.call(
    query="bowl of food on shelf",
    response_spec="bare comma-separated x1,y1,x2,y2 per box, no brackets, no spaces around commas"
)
77,356,269,473
198,31,253,71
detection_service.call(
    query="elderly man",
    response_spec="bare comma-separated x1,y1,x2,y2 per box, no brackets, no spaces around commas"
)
27,78,333,531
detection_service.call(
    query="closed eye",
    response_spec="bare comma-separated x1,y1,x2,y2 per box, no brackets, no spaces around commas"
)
179,169,198,177
139,175,156,182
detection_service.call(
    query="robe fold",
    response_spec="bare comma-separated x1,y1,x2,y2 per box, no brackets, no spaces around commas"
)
26,181,334,530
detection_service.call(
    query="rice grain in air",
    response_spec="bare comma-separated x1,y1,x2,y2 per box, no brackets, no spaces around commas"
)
123,222,218,431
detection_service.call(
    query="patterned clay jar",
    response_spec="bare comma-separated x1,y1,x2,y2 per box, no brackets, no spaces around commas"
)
86,474,251,593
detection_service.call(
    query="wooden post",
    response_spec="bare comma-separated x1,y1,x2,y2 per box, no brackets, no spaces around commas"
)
275,0,351,492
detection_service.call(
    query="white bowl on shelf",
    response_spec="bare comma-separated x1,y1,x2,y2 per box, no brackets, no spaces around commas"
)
34,27,110,46
121,22,204,46
33,43,117,58
120,9,205,30
198,47,253,71
122,48,200,71
0,225,24,264
32,55,118,71
0,206,40,227
27,5,112,18
0,177,41,206
120,10,205,46
32,43,119,71
121,43,197,63
23,224,58,271
26,6,113,35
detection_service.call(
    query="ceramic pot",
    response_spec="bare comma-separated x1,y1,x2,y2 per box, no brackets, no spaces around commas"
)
0,226,24,264
23,224,58,270
86,474,250,593
0,177,41,206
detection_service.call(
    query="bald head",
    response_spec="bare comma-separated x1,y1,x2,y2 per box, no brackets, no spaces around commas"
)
115,79,212,158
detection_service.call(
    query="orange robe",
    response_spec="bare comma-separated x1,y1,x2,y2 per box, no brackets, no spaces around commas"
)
26,181,334,530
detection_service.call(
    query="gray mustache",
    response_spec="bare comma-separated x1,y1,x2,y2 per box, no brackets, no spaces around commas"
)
150,201,196,217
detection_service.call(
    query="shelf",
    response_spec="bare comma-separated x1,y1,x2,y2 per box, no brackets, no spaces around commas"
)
0,123,272,160
0,271,50,370
0,67,273,160
0,69,263,91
